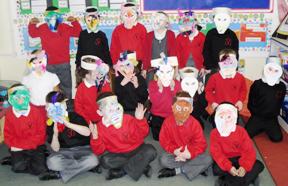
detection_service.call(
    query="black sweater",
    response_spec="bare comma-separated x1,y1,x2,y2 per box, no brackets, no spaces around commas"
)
47,112,90,148
114,74,148,112
248,79,286,118
203,28,239,70
75,30,112,67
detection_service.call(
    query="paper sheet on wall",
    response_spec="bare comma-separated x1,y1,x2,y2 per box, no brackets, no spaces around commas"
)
31,0,47,13
59,0,69,8
69,0,86,12
20,0,31,10
110,0,127,9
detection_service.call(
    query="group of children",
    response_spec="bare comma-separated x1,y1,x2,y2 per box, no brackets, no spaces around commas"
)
2,2,286,186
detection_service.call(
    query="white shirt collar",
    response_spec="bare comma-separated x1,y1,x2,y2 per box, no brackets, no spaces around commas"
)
84,79,95,88
87,29,99,34
12,105,31,118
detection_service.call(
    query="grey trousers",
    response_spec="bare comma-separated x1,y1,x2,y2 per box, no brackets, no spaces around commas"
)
47,146,99,183
159,152,212,181
100,143,157,181
47,63,72,99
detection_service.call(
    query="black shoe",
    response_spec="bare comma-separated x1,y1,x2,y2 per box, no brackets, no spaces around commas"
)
158,168,176,179
89,165,102,174
106,168,126,180
143,165,152,178
200,170,208,177
0,156,11,166
39,171,61,181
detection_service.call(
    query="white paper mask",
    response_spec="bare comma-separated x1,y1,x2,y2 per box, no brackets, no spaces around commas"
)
151,55,178,87
181,77,199,97
213,7,231,34
98,96,124,128
262,59,283,86
152,12,169,31
215,103,237,137
219,54,238,79
120,3,138,29
179,67,199,79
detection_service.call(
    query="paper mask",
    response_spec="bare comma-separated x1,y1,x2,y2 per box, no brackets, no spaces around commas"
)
8,85,30,111
262,58,283,86
113,51,137,77
213,7,231,34
219,54,238,79
120,3,138,29
172,99,193,124
181,77,199,98
44,11,63,32
215,103,237,137
85,7,100,32
28,50,47,73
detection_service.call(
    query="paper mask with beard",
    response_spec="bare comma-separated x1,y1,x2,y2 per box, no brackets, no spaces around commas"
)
97,95,124,128
172,98,193,125
214,103,237,137
8,85,30,112
28,50,47,73
152,12,169,40
85,7,100,33
151,55,178,87
120,3,138,29
213,7,231,34
218,54,238,79
44,11,63,32
181,77,199,98
262,57,283,86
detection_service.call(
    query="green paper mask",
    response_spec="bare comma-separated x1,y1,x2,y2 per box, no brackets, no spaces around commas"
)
8,86,30,111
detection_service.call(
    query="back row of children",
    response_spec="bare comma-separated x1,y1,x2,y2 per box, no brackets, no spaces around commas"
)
2,2,286,186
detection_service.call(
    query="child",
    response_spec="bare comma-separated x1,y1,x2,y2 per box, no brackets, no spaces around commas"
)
28,6,82,98
146,11,177,81
246,57,286,142
210,103,264,186
205,49,246,112
45,91,99,183
75,7,112,67
90,92,157,181
148,56,181,140
203,7,239,76
4,84,57,180
110,2,148,73
22,49,60,110
176,10,205,70
74,55,111,124
114,51,148,115
158,91,212,180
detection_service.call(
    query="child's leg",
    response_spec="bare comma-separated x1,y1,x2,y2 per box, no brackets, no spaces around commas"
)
245,116,264,138
29,145,48,175
148,114,165,141
265,118,283,142
242,160,264,185
11,150,29,173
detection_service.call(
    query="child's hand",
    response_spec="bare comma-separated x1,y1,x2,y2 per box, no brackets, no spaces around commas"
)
141,70,147,79
235,101,243,111
11,147,23,152
170,80,175,91
120,77,131,86
67,16,76,22
229,166,238,176
181,145,191,159
89,123,98,140
53,122,59,135
30,17,40,24
211,102,219,110
135,103,147,120
157,79,163,93
173,146,182,156
131,75,139,88
237,167,246,177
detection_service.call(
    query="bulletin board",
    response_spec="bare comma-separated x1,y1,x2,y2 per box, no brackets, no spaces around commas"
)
10,0,274,58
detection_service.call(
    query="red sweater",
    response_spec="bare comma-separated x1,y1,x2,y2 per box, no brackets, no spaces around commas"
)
146,30,177,69
74,81,111,123
28,21,82,65
4,105,46,150
148,80,181,118
176,32,206,69
205,72,247,105
110,23,147,69
90,114,149,155
210,126,256,172
159,115,207,159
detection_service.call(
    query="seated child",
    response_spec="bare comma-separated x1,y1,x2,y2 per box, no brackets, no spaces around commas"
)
4,84,57,180
114,51,148,115
90,92,157,181
148,55,181,140
158,91,212,181
246,57,286,142
205,48,246,127
210,103,264,186
45,91,99,183
74,55,110,124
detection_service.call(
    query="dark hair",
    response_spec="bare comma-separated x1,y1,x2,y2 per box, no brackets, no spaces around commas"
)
123,3,135,7
219,49,236,61
96,92,115,103
9,83,25,90
46,6,59,11
46,91,66,103
29,49,42,63
172,91,191,104
75,56,96,87
86,7,98,13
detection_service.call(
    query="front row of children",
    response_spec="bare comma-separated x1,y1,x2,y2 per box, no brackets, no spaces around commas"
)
4,83,264,185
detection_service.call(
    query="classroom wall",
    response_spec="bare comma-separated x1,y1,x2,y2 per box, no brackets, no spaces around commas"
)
0,0,280,96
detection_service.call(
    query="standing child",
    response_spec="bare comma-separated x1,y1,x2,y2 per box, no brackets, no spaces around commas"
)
114,51,148,115
75,7,112,67
158,91,212,181
210,103,264,186
74,55,110,124
246,57,286,142
4,84,57,180
28,6,82,98
148,56,181,140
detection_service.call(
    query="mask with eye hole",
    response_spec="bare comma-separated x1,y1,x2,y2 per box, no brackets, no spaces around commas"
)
262,57,283,86
172,98,193,125
213,7,231,34
97,95,124,128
